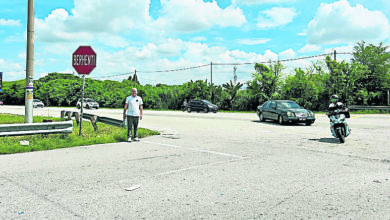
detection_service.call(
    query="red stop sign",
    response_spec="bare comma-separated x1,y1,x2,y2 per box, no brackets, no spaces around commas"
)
72,46,96,75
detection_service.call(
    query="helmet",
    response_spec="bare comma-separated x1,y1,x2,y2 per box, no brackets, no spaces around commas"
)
330,95,339,103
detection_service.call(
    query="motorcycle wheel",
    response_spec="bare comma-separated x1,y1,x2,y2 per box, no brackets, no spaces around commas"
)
337,129,345,143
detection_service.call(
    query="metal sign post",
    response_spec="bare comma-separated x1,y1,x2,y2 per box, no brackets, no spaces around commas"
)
72,45,96,136
79,75,85,136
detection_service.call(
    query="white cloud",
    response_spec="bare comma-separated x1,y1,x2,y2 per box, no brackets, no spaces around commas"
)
0,59,24,81
79,38,297,85
155,0,246,33
35,0,150,42
298,44,322,53
279,48,296,59
232,0,295,5
238,38,271,45
257,7,297,28
0,18,20,26
307,0,390,45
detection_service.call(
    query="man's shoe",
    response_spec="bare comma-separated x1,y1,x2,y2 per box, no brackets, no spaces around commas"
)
127,137,132,142
134,137,139,142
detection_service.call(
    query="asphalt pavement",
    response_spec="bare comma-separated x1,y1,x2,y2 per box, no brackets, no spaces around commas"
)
0,106,389,219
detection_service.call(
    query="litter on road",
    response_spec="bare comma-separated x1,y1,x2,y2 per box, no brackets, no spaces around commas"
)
125,184,141,191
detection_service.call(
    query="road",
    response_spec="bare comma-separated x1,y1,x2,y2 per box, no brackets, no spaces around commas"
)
0,106,389,219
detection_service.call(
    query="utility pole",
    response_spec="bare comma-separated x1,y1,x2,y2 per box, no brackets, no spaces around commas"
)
233,66,237,85
210,62,213,85
334,50,336,61
25,0,34,123
134,69,137,87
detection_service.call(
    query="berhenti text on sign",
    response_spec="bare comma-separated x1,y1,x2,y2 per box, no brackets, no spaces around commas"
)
73,54,96,66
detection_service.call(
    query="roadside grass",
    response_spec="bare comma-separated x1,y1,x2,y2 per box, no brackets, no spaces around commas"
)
0,114,159,155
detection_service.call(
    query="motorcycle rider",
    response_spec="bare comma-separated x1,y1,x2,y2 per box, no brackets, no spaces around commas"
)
326,95,351,137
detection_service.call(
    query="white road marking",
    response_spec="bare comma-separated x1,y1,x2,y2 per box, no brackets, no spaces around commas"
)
154,158,246,177
143,140,246,159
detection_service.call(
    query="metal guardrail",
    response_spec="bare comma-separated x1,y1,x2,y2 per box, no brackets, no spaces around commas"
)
96,116,124,128
60,111,124,130
349,105,390,110
0,121,74,137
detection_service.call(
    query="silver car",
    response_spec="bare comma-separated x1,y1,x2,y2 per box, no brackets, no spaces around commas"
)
33,99,44,108
77,98,99,109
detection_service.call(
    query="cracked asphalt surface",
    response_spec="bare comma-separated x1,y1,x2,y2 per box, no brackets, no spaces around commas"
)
0,106,389,219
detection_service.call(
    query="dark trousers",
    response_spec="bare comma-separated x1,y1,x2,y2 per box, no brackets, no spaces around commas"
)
127,116,139,139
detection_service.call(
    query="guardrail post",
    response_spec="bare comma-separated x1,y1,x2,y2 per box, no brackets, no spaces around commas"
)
73,112,80,125
90,116,98,131
66,111,72,120
60,110,65,119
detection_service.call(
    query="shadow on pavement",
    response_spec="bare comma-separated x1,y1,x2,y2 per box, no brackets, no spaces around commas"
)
251,120,306,127
309,138,340,144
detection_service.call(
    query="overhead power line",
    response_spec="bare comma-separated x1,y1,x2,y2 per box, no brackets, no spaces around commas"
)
91,51,353,80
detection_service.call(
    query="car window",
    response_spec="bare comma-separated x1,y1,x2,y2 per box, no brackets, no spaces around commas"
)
203,100,212,105
263,101,270,109
278,101,300,109
270,101,276,109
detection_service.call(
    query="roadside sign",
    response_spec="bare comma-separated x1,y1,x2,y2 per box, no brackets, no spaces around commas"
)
0,72,2,92
72,46,96,75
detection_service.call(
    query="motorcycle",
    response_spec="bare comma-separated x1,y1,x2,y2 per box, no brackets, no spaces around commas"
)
327,108,351,143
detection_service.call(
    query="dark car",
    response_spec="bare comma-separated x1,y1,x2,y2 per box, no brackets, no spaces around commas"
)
257,100,315,125
187,99,218,113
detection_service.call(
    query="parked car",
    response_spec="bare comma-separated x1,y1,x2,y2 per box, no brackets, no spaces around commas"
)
187,99,218,113
77,98,99,109
257,100,315,125
33,99,44,108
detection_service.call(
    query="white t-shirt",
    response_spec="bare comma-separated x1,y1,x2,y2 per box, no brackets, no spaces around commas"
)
126,95,143,116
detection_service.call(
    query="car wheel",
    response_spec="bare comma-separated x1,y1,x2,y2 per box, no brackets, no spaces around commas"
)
203,108,208,113
86,104,90,109
187,107,191,113
77,105,80,109
278,115,284,125
259,112,265,122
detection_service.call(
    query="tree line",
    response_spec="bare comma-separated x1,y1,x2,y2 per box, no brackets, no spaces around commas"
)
1,41,389,111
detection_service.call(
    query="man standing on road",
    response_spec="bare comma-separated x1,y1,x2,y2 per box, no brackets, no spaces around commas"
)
123,88,143,142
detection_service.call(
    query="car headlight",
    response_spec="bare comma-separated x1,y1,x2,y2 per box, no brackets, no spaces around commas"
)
308,111,314,117
287,111,295,117
208,105,213,108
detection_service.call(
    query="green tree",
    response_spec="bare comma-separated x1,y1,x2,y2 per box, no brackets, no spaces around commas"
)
222,80,243,110
352,41,390,105
247,61,283,104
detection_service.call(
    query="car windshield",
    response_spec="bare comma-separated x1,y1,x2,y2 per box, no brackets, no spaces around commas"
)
33,99,40,102
278,101,300,109
86,99,95,102
202,100,212,105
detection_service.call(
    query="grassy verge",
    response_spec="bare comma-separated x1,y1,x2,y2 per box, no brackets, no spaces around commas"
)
0,114,159,155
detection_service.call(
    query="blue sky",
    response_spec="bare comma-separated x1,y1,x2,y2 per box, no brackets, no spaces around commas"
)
1,0,390,85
